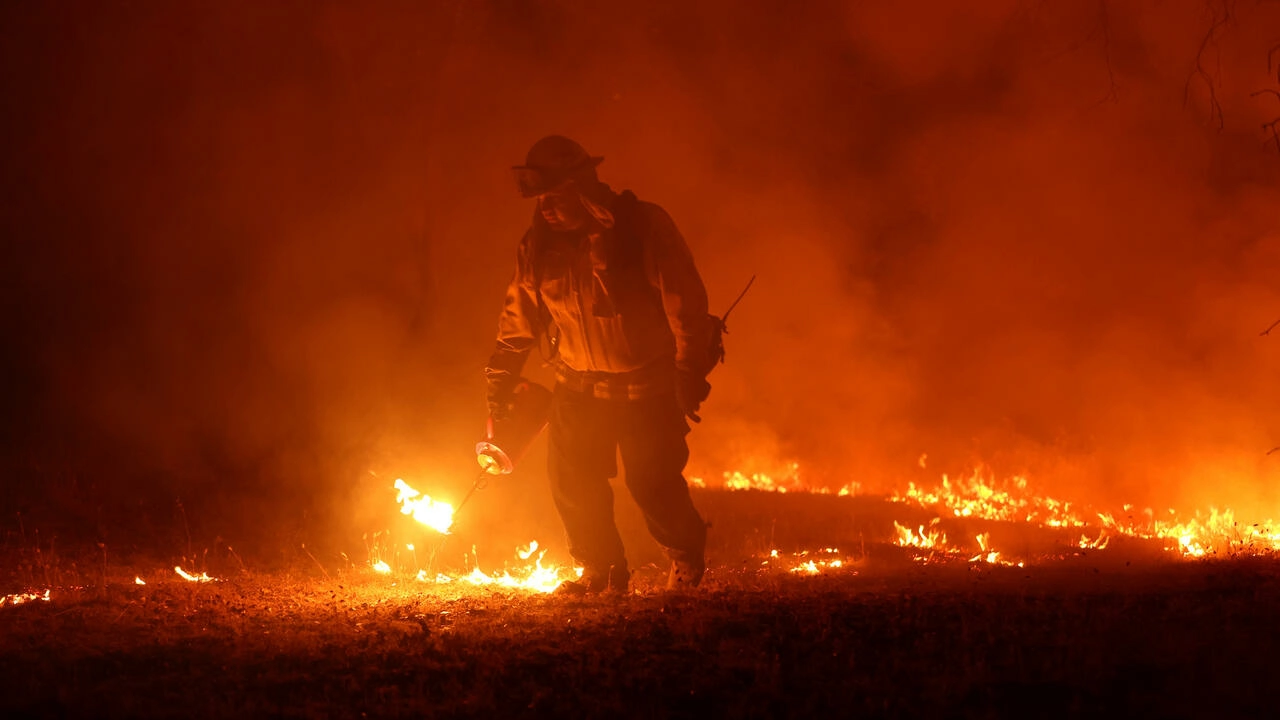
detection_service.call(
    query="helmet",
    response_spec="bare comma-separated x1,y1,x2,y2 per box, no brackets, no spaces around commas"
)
512,135,604,198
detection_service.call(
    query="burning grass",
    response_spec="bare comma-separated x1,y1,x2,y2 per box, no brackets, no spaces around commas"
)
887,467,1280,560
5,468,1280,717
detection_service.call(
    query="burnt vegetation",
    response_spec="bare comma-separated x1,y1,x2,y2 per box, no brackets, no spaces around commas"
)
5,489,1280,718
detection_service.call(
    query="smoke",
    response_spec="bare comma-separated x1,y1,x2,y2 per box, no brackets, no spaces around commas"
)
3,0,1280,554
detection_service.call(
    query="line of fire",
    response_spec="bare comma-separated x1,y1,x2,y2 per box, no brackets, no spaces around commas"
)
4,1,1280,718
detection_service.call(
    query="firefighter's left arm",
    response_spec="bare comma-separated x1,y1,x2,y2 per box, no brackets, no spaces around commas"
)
643,205,713,377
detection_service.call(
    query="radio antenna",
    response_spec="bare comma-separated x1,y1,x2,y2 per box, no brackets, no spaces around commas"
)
721,275,756,326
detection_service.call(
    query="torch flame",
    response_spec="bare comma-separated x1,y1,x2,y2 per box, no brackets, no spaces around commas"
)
394,478,455,534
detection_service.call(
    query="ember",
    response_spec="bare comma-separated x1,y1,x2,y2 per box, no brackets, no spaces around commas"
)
760,548,853,575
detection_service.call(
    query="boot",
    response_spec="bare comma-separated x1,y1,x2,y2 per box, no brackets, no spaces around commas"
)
666,559,705,590
555,564,629,596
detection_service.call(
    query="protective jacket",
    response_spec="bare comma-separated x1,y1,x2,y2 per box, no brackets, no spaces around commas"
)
486,187,712,401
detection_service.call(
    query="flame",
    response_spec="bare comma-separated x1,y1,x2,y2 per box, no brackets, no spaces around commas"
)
790,556,844,574
394,478,455,534
385,479,568,591
1079,531,1111,550
517,541,539,560
891,469,1087,528
175,567,214,582
761,548,850,575
889,471,1090,563
1097,507,1280,557
689,463,860,496
967,532,1024,566
62,461,1280,606
404,541,569,593
1,589,51,607
894,520,947,549
895,467,1280,559
368,461,1280,599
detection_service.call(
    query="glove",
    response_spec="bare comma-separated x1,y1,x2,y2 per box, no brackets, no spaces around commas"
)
487,380,516,422
675,371,711,423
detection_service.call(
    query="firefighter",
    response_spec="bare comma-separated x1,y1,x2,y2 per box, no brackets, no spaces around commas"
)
485,135,713,594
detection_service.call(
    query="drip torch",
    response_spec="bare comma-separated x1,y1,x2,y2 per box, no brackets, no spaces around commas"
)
453,379,554,518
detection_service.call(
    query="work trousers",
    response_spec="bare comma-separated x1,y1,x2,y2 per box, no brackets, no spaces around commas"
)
547,383,706,575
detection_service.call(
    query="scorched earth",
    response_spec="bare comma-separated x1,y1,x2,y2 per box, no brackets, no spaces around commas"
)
3,470,1279,718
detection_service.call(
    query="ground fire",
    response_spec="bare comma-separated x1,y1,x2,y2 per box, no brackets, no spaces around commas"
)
364,462,1280,595
6,462,1277,613
6,462,1280,718
690,463,1280,566
5,0,1280,716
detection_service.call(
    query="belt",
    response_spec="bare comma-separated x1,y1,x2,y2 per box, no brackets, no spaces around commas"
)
554,360,675,399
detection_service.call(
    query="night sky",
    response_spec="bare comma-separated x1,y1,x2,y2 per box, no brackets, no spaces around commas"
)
3,1,1279,550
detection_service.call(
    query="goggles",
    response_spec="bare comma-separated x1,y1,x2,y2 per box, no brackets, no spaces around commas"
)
512,167,555,199
511,156,602,198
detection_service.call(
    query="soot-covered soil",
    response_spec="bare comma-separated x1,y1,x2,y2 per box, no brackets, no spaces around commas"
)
3,547,1279,718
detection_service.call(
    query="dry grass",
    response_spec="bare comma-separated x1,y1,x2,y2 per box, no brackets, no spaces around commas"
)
3,489,1280,718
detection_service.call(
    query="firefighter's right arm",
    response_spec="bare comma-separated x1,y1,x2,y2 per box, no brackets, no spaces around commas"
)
484,231,540,416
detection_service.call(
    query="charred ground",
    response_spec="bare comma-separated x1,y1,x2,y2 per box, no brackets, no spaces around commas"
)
3,488,1278,719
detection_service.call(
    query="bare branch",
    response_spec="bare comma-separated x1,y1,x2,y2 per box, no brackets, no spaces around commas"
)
1183,1,1233,130
1260,317,1280,336
1096,0,1119,104
1264,118,1280,152
1254,62,1280,153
